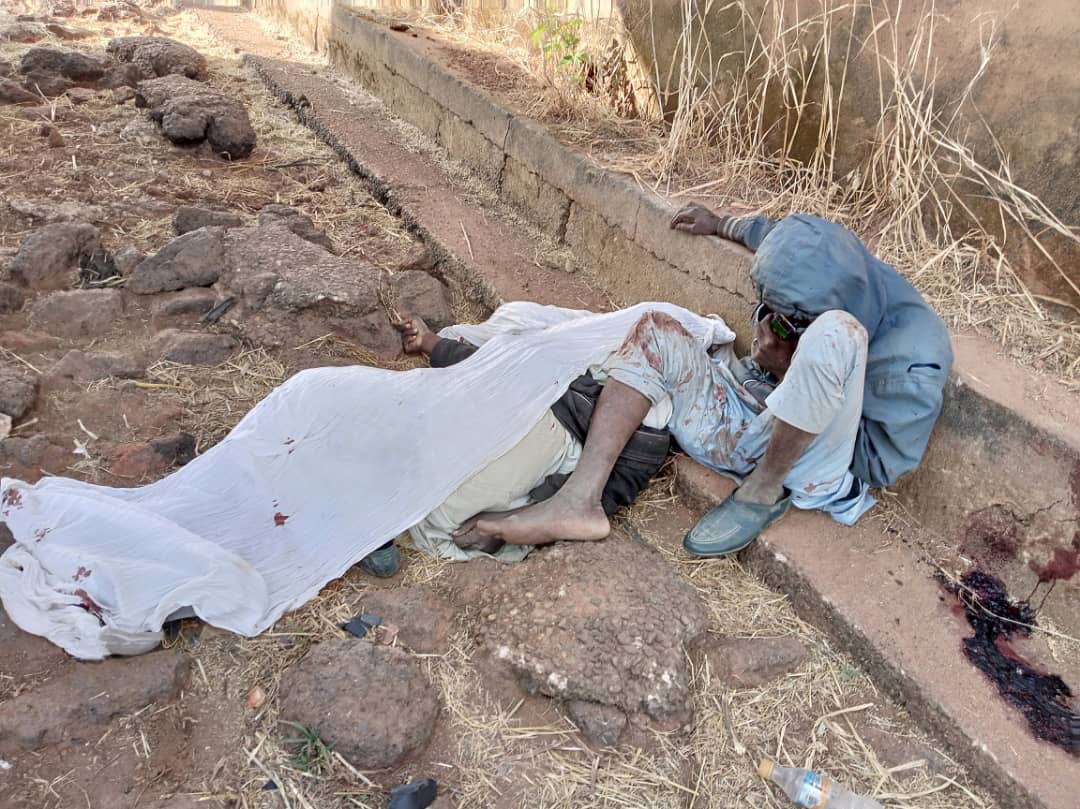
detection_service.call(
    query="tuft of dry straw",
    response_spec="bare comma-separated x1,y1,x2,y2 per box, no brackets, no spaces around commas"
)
145,348,287,449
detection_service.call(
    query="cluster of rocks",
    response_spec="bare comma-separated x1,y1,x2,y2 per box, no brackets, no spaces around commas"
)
0,27,255,159
273,534,815,766
0,202,451,479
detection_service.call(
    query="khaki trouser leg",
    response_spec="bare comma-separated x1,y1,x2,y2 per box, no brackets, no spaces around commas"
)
409,410,580,562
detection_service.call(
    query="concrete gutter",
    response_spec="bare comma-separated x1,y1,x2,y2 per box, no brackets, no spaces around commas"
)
239,6,1080,808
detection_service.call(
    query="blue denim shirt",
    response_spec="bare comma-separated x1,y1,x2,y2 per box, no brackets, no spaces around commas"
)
723,214,953,487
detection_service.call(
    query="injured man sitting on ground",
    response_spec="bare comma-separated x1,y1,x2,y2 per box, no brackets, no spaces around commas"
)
0,211,953,659
361,210,954,576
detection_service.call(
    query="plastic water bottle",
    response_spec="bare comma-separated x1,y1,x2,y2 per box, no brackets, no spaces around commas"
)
758,759,884,808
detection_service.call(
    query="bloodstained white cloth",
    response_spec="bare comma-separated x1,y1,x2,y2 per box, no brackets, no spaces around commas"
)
0,302,733,659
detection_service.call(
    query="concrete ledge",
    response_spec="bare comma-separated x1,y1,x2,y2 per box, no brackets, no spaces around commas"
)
675,458,1079,809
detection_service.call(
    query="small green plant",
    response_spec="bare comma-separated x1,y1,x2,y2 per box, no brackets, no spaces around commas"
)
280,721,335,774
530,17,589,79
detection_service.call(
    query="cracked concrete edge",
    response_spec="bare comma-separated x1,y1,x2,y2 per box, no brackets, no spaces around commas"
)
673,458,1047,809
242,54,505,315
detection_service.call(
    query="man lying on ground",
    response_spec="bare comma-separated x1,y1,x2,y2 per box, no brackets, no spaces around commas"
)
359,314,676,576
472,209,953,557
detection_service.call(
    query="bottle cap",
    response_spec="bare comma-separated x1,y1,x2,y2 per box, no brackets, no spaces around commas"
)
758,759,774,780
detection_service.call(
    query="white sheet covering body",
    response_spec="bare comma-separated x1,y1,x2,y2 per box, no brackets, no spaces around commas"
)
0,303,734,659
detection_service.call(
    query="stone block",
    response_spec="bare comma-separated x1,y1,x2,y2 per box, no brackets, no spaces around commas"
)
437,110,503,183
504,116,587,195
565,204,746,329
500,156,571,237
566,162,640,239
633,191,755,299
427,68,511,147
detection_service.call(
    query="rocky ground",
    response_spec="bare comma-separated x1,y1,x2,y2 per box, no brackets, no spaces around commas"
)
0,6,995,809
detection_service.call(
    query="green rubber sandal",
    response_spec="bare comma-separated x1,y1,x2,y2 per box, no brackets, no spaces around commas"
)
683,491,791,557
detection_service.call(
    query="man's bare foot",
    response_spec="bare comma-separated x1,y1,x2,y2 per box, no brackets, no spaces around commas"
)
452,525,505,555
475,494,610,545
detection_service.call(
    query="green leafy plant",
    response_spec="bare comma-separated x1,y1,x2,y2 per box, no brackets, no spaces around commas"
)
280,721,335,774
530,17,589,79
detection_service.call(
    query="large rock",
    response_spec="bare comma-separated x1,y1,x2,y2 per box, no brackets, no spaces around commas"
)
0,76,38,104
136,74,256,159
0,603,69,689
18,46,109,82
0,649,190,755
46,22,93,41
10,221,100,289
152,287,218,318
280,640,439,770
0,19,48,43
0,434,70,480
0,370,38,420
49,349,144,383
152,330,238,365
134,72,205,108
159,93,256,159
698,636,810,688
475,534,707,720
30,288,124,338
173,205,242,235
127,227,226,294
222,221,398,352
391,270,452,332
19,70,71,97
257,204,334,252
6,196,107,224
109,433,196,479
106,36,207,80
0,282,25,313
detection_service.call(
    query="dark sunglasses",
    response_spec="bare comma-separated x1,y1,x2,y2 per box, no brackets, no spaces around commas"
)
753,303,809,342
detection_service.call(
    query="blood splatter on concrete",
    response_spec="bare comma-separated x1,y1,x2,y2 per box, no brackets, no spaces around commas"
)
1029,533,1080,583
945,570,1079,754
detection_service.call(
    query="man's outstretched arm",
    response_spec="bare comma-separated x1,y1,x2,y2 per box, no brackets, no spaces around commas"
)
669,203,777,251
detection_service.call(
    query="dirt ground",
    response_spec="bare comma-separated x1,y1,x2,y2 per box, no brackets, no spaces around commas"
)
0,6,1003,809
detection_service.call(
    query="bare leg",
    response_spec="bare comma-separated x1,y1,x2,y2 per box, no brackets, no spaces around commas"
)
735,418,814,505
475,380,650,545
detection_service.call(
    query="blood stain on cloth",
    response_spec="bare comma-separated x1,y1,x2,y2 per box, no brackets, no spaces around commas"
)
1,487,23,516
74,588,103,618
274,512,289,526
944,569,1079,754
72,566,92,582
